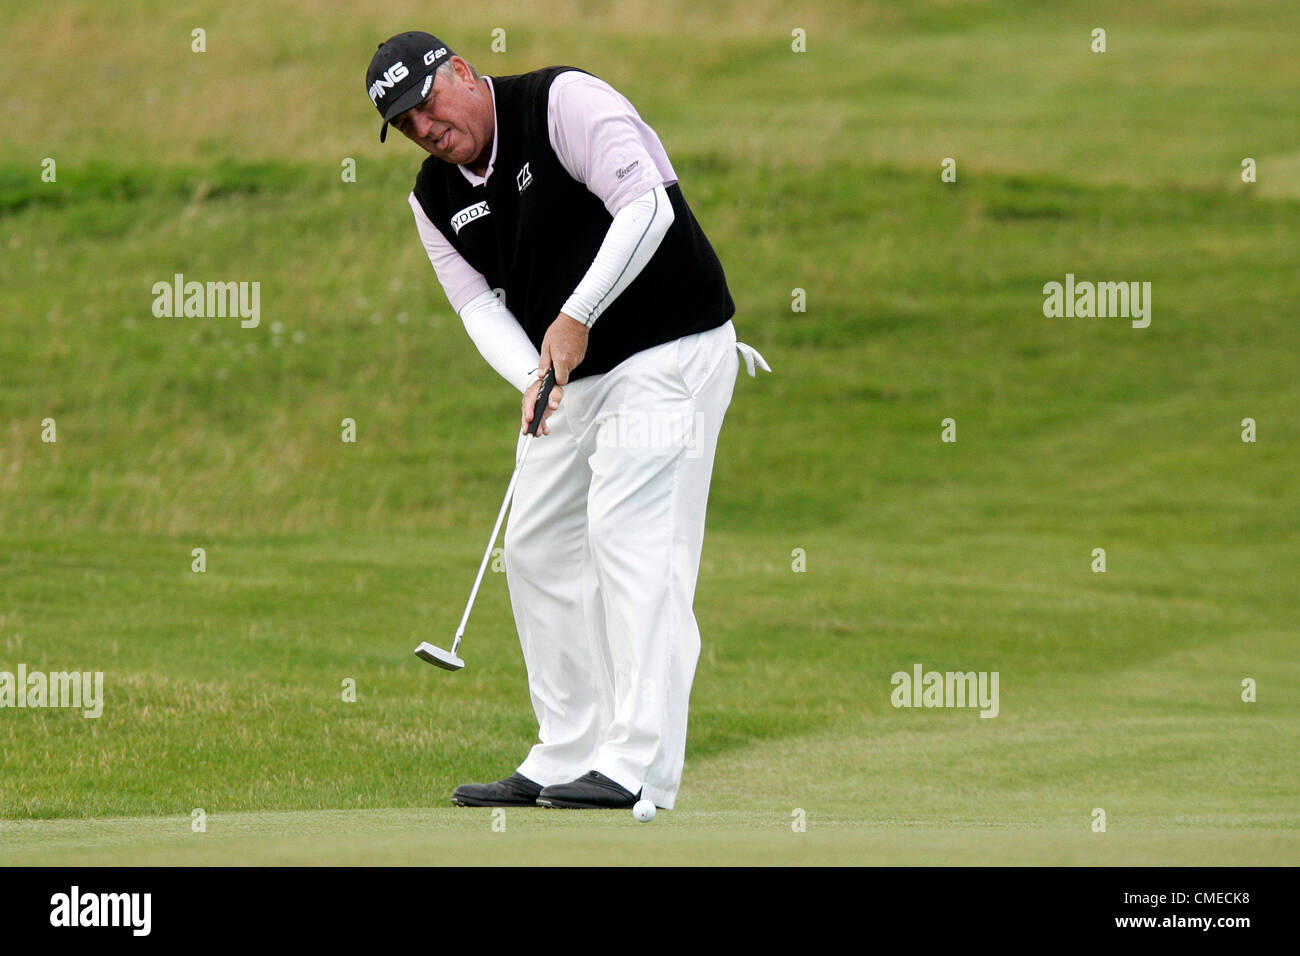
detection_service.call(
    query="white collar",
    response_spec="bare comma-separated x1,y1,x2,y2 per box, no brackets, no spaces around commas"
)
457,75,498,186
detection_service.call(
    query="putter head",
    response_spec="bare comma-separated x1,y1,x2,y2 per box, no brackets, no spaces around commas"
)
414,641,465,672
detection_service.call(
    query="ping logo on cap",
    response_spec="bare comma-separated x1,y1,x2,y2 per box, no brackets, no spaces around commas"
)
367,32,457,141
369,61,409,103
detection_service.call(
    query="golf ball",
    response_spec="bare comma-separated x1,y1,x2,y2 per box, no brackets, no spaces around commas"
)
632,799,656,823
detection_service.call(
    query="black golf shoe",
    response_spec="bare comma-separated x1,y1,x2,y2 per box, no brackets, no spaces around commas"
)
536,771,640,809
451,772,543,807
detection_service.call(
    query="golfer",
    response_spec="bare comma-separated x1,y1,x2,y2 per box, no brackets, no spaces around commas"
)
366,32,769,809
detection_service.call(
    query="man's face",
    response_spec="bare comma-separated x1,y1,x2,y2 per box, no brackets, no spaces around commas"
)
391,57,490,164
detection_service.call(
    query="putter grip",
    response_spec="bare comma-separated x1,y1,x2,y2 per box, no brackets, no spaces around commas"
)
527,368,557,437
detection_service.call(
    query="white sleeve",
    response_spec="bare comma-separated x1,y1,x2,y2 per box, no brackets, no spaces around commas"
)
458,290,541,394
560,183,674,328
408,193,539,393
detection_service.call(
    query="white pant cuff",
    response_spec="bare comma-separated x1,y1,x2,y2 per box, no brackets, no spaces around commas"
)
516,760,576,789
639,785,678,810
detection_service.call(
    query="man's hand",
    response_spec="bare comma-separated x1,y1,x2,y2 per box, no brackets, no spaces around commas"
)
523,313,586,435
521,373,564,436
538,312,589,386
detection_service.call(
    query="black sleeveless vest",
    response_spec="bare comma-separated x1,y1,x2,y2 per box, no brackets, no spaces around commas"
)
412,66,735,380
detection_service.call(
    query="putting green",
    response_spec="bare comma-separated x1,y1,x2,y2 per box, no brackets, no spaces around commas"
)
3,809,1293,866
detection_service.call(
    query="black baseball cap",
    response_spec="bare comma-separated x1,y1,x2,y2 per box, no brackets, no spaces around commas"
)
366,31,455,142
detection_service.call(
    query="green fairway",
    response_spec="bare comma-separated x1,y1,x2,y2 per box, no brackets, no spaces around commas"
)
4,810,1296,867
1,0,1297,865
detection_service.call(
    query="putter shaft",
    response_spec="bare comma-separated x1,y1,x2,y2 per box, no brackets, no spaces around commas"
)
450,432,536,654
417,368,556,671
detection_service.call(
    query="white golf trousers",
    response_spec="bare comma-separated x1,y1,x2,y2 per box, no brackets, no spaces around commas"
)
506,319,764,808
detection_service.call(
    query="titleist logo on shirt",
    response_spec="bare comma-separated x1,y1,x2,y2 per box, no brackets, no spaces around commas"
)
450,201,491,235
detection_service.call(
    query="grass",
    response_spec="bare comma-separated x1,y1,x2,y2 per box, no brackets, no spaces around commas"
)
0,0,1297,864
7,812,1297,867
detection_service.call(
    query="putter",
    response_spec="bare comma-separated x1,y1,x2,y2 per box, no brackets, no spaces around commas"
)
415,367,557,672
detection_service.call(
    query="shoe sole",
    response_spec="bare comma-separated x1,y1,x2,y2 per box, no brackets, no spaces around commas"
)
451,795,539,807
535,797,633,810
